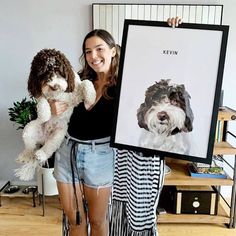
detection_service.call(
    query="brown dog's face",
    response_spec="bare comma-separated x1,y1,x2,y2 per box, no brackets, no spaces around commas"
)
41,74,69,98
27,49,75,98
137,79,194,136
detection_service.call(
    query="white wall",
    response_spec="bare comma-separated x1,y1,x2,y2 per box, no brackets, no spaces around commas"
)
0,0,236,195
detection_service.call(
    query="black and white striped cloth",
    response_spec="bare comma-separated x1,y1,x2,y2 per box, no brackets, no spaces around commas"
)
110,149,165,236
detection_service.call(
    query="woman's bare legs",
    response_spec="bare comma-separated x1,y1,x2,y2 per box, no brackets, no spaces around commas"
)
57,181,88,236
84,186,111,236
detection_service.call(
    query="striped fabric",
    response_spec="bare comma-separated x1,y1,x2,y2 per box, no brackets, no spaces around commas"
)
110,150,165,236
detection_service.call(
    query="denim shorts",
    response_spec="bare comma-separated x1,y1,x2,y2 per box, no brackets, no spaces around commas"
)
53,135,115,188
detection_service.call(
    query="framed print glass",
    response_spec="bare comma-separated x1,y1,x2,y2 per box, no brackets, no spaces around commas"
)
111,19,229,164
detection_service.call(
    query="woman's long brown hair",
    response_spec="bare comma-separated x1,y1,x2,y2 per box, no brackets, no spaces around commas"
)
79,29,120,99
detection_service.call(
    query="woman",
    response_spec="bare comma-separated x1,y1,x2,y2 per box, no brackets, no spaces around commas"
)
53,29,119,236
52,17,181,236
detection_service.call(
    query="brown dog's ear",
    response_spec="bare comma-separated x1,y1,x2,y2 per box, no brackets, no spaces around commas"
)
65,67,75,92
137,103,149,131
28,68,43,98
55,51,75,93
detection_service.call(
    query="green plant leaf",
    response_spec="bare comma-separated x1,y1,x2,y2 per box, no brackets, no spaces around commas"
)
8,97,37,130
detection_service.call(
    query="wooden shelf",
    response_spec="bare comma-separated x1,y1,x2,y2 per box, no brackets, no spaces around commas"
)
160,107,236,227
214,141,236,155
164,159,233,186
157,203,229,224
218,106,236,121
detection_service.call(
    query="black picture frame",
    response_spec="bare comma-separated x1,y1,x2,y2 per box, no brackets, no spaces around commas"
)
111,19,229,164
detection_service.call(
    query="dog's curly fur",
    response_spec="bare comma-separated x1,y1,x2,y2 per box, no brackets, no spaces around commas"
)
27,48,75,98
15,48,96,181
137,79,194,154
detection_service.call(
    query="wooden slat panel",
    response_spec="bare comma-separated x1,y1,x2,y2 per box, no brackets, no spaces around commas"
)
125,5,132,20
202,6,209,24
176,5,183,19
189,5,196,23
138,4,144,20
105,5,112,33
150,5,157,20
183,5,190,22
118,5,125,43
157,5,164,21
92,4,223,45
215,6,222,24
131,5,138,19
196,5,203,23
144,5,151,20
209,6,216,24
170,5,177,18
99,5,106,29
93,4,100,29
112,5,119,44
163,5,171,20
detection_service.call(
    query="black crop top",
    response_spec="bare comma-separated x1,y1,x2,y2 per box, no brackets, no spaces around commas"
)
68,86,116,140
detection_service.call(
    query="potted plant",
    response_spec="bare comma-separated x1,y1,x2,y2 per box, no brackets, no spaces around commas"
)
8,98,58,196
8,97,37,130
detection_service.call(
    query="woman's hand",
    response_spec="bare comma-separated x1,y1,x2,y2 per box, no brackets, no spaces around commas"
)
167,16,182,28
48,99,68,116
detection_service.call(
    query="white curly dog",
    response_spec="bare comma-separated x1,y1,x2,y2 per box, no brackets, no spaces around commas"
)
137,79,194,155
15,49,96,181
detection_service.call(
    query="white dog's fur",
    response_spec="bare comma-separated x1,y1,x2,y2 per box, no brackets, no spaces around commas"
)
137,79,193,154
15,72,96,181
139,102,191,154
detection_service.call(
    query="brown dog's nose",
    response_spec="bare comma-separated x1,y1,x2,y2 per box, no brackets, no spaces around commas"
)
157,111,168,121
50,84,60,91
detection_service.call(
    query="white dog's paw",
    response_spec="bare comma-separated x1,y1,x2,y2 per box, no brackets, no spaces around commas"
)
35,150,48,164
16,150,34,163
82,80,96,107
14,160,38,181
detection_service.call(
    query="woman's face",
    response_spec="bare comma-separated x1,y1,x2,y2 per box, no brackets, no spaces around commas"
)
85,36,116,75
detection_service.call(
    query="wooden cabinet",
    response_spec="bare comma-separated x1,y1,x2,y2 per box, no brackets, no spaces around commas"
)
157,106,236,228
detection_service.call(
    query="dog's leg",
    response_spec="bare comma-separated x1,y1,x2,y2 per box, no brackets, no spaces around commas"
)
17,149,35,163
35,127,66,164
80,80,96,108
15,159,38,181
36,97,52,123
17,120,43,163
17,98,51,163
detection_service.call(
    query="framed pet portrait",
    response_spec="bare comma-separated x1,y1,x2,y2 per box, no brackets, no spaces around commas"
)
110,19,229,164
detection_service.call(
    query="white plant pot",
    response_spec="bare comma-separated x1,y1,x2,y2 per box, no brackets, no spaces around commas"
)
37,166,58,196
